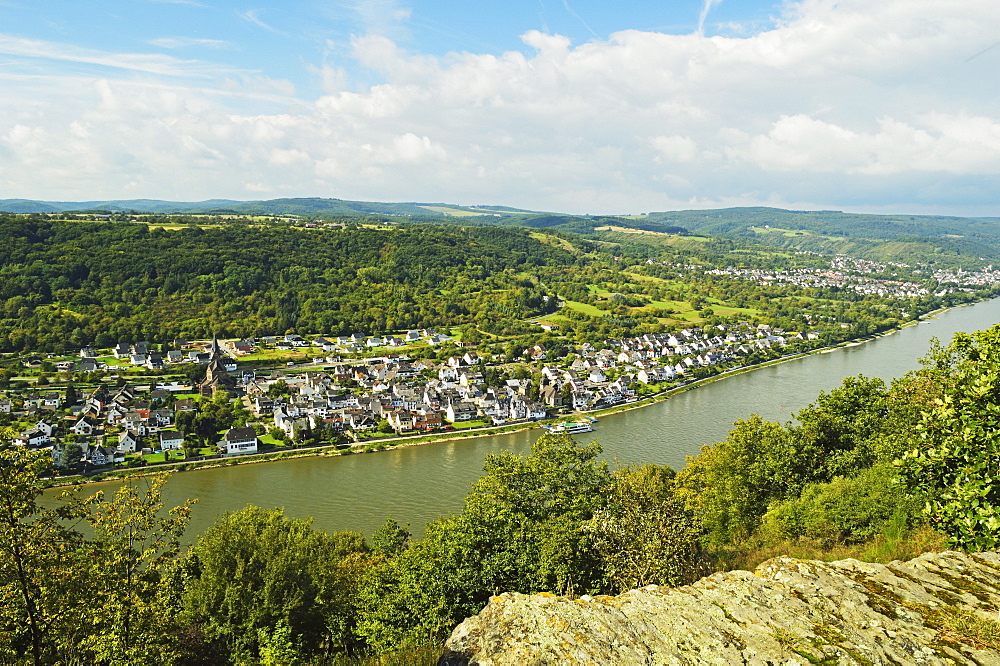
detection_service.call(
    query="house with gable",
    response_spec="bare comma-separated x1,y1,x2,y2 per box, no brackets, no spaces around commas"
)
117,430,140,454
71,415,99,436
85,444,119,467
445,399,477,422
220,427,258,456
14,426,50,448
159,430,184,451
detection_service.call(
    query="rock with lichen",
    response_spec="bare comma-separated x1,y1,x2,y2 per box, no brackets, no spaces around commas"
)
439,551,1000,665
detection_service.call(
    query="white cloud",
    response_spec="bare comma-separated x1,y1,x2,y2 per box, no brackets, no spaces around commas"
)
0,34,228,78
241,9,282,35
348,0,413,38
2,0,1000,214
652,136,698,163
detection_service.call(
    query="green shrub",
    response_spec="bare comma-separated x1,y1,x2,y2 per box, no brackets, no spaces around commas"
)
758,463,923,547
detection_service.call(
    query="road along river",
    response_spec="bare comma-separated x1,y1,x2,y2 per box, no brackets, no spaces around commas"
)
67,297,1000,538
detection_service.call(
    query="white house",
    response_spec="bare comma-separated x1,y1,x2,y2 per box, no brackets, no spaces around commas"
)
117,430,140,453
71,416,98,436
221,427,258,456
159,430,184,451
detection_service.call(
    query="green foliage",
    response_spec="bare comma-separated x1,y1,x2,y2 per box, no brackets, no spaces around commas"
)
0,450,192,666
179,506,370,662
677,414,802,546
371,517,410,556
76,475,195,664
0,218,571,349
897,325,1000,551
758,463,924,547
793,375,891,479
356,433,613,650
677,374,934,550
585,464,703,593
55,442,83,469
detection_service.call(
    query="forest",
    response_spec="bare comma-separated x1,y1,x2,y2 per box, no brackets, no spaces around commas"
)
3,324,999,665
0,214,988,360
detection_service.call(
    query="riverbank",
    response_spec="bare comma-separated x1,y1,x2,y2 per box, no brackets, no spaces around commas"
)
45,316,944,490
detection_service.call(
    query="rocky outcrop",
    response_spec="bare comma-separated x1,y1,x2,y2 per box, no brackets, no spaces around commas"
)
440,551,1000,665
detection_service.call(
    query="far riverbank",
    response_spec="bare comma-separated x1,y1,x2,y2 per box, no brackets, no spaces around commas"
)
45,303,964,491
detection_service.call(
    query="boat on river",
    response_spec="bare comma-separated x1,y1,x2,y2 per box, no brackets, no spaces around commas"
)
544,420,595,434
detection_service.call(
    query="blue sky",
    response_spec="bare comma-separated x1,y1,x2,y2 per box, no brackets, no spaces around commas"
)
1,1,999,215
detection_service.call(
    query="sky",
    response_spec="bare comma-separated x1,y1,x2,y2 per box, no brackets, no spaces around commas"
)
1,0,999,216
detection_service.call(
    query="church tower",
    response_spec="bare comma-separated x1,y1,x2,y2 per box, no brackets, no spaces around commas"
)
199,336,236,397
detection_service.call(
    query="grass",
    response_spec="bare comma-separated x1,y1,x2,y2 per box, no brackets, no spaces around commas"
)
324,642,441,666
448,419,490,429
258,433,284,446
528,232,577,252
714,524,949,573
646,299,691,311
707,305,761,317
933,606,1000,652
562,300,609,317
419,206,486,217
593,225,676,235
242,348,314,363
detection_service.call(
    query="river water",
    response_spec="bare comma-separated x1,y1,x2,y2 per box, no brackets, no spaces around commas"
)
72,298,1000,539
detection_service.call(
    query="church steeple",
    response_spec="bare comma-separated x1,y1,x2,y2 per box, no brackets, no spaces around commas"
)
199,336,235,397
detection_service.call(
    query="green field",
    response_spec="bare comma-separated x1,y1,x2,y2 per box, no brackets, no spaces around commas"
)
562,300,609,317
419,206,487,217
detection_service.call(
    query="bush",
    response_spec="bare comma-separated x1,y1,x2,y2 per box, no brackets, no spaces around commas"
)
758,463,923,547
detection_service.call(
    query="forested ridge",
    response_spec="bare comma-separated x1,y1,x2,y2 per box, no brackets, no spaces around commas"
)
5,324,1000,664
0,217,577,350
2,213,992,361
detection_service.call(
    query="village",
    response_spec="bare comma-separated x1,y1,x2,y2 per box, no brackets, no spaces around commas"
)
702,254,1000,299
3,322,801,474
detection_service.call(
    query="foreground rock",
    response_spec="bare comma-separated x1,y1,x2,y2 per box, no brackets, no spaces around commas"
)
440,551,1000,665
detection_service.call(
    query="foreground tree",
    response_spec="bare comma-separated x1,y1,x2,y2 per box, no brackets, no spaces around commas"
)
898,326,1000,551
78,475,195,664
0,450,88,665
0,450,192,665
356,433,613,651
178,506,371,663
586,464,704,593
675,414,801,546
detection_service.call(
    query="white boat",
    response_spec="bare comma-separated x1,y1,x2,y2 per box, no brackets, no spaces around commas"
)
544,421,595,434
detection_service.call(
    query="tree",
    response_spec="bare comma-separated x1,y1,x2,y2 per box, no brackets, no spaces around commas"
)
793,375,891,480
180,506,368,662
0,449,88,665
56,442,84,470
75,475,195,664
0,452,192,665
586,464,704,593
191,413,222,448
371,517,410,556
357,433,612,650
897,325,1000,550
63,383,79,406
267,379,290,398
675,414,801,546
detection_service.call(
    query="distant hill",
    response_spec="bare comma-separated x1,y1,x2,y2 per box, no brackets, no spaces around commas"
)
0,197,540,218
645,206,1000,242
4,197,1000,262
0,198,246,214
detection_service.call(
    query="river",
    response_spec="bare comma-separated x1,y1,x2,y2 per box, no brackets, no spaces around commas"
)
71,298,1000,539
